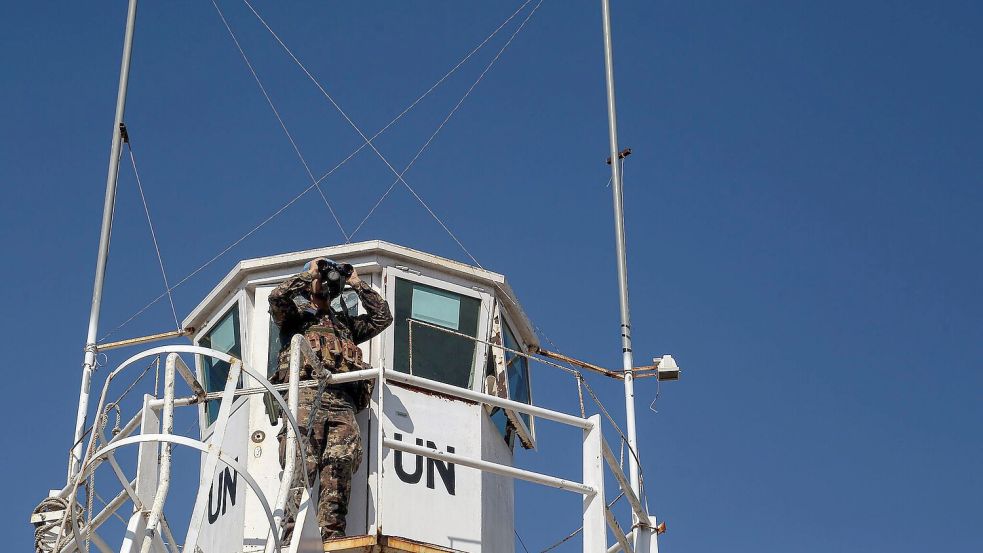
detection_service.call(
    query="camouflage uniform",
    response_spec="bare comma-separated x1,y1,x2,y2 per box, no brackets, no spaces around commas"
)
269,271,392,541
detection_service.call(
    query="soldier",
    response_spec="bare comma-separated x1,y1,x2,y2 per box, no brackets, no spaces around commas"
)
268,258,393,543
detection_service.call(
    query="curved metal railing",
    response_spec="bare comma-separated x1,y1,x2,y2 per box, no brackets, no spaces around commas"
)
39,333,653,553
40,341,323,553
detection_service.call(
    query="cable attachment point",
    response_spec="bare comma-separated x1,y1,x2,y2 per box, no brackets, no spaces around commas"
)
119,122,130,144
83,343,101,372
605,147,632,165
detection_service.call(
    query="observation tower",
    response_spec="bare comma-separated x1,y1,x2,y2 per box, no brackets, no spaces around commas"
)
34,240,666,553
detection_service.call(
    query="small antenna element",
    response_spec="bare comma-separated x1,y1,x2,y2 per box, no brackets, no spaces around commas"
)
605,147,632,165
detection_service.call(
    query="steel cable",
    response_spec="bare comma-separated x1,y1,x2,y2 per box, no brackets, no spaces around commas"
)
349,0,546,239
239,0,549,292
515,529,532,553
537,491,625,552
210,0,349,242
127,144,180,330
99,0,540,341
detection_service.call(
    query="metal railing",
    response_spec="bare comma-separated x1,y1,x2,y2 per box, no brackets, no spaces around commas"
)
376,367,653,552
404,318,658,552
46,333,655,553
47,343,315,553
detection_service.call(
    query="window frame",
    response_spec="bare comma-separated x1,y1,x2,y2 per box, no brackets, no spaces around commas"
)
193,290,249,437
382,267,492,393
491,303,536,449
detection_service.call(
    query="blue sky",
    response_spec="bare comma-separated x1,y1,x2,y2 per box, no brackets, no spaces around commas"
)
2,1,981,551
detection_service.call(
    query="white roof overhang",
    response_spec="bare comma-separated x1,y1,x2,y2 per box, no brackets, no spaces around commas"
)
182,240,538,350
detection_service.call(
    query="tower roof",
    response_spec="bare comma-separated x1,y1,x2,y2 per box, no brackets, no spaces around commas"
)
183,240,538,349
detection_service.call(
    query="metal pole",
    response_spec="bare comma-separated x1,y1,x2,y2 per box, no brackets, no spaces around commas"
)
69,0,140,483
600,0,651,549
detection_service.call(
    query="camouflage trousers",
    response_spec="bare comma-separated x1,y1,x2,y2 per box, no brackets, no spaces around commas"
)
278,386,363,542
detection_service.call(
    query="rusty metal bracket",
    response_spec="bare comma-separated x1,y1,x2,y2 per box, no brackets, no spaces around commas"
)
531,347,623,379
95,328,193,352
533,347,670,381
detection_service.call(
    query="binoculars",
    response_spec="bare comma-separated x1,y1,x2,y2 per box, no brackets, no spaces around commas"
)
312,259,353,298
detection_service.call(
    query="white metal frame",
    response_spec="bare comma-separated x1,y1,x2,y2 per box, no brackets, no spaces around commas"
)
497,304,537,448
59,344,317,553
378,367,657,552
56,337,655,553
192,289,249,437
382,266,493,393
248,283,281,389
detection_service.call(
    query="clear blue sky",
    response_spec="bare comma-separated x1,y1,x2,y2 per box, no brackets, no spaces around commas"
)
2,1,981,551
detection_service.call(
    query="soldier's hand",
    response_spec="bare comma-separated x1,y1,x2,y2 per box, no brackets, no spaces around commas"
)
310,291,329,312
308,258,327,277
347,267,362,286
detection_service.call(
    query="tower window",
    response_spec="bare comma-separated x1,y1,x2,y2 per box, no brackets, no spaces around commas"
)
199,306,242,426
393,278,481,388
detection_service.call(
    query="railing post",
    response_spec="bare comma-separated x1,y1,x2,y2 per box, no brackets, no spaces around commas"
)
134,394,160,508
375,363,386,533
266,335,305,553
583,414,606,552
139,354,177,553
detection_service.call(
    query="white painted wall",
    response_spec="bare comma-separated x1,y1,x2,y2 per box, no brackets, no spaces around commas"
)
189,248,528,552
481,411,516,553
379,384,484,551
195,397,249,553
234,376,518,552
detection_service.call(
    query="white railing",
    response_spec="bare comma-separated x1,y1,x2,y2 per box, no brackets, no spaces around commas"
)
404,318,658,552
376,367,655,552
45,344,313,553
42,334,655,553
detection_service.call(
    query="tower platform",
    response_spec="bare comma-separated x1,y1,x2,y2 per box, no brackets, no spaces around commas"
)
323,533,464,553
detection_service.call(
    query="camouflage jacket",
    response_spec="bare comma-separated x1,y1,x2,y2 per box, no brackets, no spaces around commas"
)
269,271,393,383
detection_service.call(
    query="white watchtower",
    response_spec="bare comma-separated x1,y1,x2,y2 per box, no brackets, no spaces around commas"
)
38,240,661,553
183,241,539,552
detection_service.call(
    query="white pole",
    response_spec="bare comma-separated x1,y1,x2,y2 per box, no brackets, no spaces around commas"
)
69,0,140,483
582,415,607,553
600,0,653,550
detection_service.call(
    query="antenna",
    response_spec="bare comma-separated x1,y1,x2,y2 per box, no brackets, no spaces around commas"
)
69,0,140,483
600,0,654,550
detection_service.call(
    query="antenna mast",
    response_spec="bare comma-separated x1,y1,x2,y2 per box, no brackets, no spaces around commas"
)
600,0,656,550
69,0,140,482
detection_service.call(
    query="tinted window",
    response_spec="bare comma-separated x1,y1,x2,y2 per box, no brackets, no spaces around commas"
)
502,322,532,429
199,307,241,426
488,353,515,448
393,278,480,388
